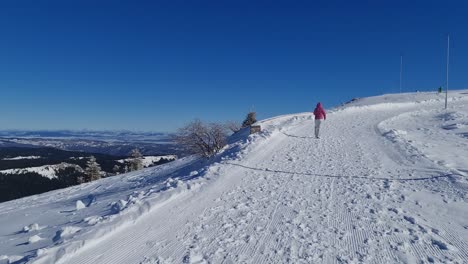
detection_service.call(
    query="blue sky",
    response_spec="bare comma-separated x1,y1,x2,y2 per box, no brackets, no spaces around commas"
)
1,1,467,132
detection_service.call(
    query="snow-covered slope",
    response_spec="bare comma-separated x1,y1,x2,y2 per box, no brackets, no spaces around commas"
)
2,156,41,161
1,91,467,264
0,163,84,179
117,155,177,168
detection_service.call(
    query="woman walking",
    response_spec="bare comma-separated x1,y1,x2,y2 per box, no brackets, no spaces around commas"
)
313,102,326,138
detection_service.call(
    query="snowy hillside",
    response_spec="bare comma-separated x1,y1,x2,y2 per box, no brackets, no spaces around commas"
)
0,163,83,179
1,91,467,264
2,156,41,161
117,155,177,168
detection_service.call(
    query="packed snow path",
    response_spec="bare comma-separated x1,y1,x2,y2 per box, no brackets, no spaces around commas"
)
1,92,467,264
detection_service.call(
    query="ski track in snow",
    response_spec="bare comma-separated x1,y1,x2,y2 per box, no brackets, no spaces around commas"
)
1,91,467,264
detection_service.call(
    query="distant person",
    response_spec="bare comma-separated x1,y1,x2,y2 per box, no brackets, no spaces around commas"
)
313,102,326,139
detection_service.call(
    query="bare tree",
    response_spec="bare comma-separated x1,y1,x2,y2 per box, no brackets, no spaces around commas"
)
225,120,241,133
242,112,257,128
174,119,228,158
129,148,143,171
85,156,102,182
209,123,228,154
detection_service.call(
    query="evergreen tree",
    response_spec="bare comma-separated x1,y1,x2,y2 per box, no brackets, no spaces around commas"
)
112,164,121,175
77,175,85,184
129,149,143,171
85,156,102,182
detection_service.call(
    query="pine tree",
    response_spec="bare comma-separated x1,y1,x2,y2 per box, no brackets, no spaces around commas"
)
85,156,102,182
77,175,86,184
112,165,121,175
129,148,143,171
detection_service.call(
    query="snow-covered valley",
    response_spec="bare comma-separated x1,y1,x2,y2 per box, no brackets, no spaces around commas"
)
1,91,467,264
0,163,84,180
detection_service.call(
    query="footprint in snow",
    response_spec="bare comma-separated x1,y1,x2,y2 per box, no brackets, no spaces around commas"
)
431,239,450,251
403,215,416,225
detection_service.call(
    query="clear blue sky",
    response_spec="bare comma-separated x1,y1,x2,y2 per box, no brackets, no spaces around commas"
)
1,0,467,132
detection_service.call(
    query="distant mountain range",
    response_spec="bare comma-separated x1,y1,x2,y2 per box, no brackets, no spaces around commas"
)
0,130,171,141
0,130,184,156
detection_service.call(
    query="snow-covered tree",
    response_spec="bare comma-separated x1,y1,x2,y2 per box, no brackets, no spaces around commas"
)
174,120,228,158
112,165,121,175
77,175,86,184
129,148,143,171
85,156,102,182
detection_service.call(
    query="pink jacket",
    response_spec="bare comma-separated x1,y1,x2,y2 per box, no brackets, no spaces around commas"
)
313,103,326,120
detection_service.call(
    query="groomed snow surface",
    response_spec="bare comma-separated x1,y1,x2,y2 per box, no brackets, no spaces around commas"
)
1,91,467,264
